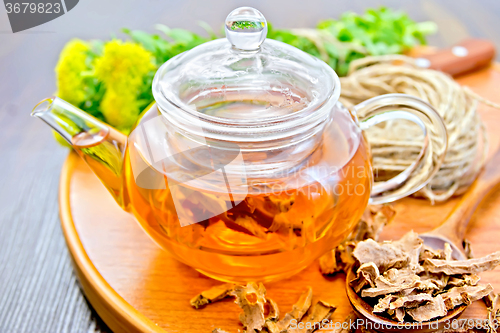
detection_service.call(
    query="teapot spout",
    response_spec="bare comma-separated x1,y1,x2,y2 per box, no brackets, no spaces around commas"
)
32,97,127,207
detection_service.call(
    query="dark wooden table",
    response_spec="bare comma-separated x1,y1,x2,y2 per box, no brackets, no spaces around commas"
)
1,0,500,332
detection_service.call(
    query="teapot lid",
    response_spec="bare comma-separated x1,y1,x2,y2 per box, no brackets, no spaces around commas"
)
152,7,340,122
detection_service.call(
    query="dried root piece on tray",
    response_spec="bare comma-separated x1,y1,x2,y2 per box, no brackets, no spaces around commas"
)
264,297,280,323
195,285,335,333
352,205,396,242
287,287,314,320
267,287,313,333
190,283,235,309
319,246,344,275
338,243,358,269
423,251,500,275
288,300,336,333
406,294,448,322
231,282,267,332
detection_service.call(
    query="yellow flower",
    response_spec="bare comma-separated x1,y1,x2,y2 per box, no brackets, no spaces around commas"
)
99,90,140,133
55,39,90,106
94,40,155,130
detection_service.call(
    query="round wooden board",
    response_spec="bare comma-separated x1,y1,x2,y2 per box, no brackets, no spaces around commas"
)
60,65,500,333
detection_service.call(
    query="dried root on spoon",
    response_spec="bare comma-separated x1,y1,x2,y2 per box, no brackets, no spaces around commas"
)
320,205,500,330
484,292,500,333
348,231,500,323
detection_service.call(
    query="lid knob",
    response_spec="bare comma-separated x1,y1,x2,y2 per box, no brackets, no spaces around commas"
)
225,7,267,51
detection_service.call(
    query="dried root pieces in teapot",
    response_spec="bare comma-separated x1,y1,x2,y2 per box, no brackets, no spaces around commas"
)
340,55,500,203
349,231,500,323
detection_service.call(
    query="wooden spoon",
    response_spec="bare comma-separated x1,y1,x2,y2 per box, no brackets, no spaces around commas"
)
346,144,500,331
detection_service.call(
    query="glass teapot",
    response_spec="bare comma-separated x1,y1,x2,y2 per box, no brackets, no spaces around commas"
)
32,7,447,282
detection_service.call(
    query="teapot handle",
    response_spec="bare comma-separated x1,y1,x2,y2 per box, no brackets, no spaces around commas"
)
354,94,448,204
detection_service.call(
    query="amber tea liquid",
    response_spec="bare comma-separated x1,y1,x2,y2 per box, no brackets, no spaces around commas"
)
118,101,373,282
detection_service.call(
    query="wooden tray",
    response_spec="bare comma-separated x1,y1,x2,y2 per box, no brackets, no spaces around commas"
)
60,65,500,333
